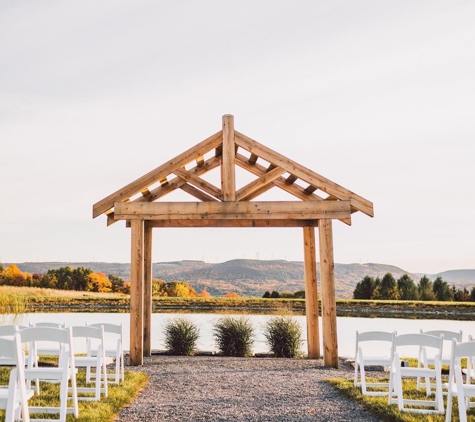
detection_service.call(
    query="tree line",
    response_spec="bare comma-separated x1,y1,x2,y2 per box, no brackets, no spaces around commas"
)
353,272,475,302
0,264,234,297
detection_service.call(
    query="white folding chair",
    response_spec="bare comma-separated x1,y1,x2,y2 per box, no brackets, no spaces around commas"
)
88,323,124,384
29,322,65,362
417,329,463,391
0,333,33,422
18,326,79,422
70,325,108,401
354,330,395,396
388,333,444,414
445,338,475,422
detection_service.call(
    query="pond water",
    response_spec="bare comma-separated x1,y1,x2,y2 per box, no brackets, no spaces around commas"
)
2,313,474,359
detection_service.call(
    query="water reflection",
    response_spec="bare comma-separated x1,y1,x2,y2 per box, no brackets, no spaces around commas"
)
2,313,473,359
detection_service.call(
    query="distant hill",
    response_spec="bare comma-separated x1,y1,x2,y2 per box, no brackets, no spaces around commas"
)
431,269,475,283
6,260,475,299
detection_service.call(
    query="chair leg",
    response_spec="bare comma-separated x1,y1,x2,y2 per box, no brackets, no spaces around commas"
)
446,387,454,422
435,368,444,414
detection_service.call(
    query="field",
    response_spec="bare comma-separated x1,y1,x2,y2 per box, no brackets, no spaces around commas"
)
2,286,475,319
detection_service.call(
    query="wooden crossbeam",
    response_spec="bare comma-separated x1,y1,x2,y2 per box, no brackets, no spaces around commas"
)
145,219,320,228
235,153,351,226
236,167,286,201
93,130,223,218
174,168,222,200
106,156,222,226
180,183,219,202
139,156,221,203
114,200,351,221
305,185,318,195
286,174,298,184
249,154,258,164
196,156,204,167
235,131,374,217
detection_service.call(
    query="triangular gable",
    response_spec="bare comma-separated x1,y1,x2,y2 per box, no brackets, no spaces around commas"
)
93,115,373,227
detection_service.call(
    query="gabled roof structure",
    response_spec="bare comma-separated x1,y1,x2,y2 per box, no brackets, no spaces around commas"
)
93,115,373,368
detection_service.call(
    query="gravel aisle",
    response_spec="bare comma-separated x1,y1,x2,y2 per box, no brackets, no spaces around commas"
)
116,356,381,422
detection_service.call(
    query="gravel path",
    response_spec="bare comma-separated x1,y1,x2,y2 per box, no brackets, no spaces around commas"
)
116,355,381,422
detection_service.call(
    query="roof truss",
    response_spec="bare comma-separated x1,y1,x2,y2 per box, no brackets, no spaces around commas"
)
93,115,373,227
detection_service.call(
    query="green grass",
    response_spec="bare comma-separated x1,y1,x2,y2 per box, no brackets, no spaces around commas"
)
327,377,475,422
0,362,148,422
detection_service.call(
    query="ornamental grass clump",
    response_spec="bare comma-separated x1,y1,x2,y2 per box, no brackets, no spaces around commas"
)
164,318,200,356
264,316,303,358
213,316,254,356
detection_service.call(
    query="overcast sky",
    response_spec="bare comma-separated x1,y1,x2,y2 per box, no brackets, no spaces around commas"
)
1,1,474,275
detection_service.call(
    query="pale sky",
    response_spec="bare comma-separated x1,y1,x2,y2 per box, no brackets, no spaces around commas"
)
1,1,474,275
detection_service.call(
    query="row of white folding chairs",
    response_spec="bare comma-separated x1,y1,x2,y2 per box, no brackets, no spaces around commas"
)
1,322,124,385
354,329,474,420
0,322,123,422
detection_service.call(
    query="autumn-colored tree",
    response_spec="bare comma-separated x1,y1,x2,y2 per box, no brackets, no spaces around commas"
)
1,264,30,287
86,272,112,293
225,292,239,298
199,289,211,298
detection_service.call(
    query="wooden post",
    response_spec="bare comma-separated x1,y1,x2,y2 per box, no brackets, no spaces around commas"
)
221,114,236,201
318,218,338,368
303,226,320,358
130,219,144,366
143,224,153,357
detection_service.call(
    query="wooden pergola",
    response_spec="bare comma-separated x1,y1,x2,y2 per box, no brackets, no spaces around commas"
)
93,115,373,368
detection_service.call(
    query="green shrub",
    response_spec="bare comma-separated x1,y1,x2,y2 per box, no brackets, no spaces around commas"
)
213,316,254,356
264,316,303,358
164,318,200,355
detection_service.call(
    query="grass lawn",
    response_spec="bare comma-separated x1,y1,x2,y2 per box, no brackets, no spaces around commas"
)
328,377,475,422
0,364,148,422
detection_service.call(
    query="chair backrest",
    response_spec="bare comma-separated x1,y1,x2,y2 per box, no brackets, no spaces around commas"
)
71,325,105,353
421,330,462,342
448,338,475,385
0,325,21,365
421,329,462,360
18,326,75,368
88,323,123,350
31,322,65,328
392,333,444,361
355,330,395,358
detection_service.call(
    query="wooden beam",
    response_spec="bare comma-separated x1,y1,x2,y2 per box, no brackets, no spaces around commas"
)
143,225,153,357
235,153,352,226
180,183,220,202
145,219,319,228
196,155,204,167
286,174,297,184
106,156,222,226
130,219,144,366
303,226,320,359
114,200,352,221
174,168,222,200
236,167,286,201
249,154,258,164
221,115,236,201
235,131,374,217
318,218,338,368
93,130,223,218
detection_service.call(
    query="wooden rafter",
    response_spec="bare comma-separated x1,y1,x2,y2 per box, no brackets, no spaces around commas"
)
236,166,286,201
93,130,223,218
173,168,222,200
179,183,219,202
234,153,352,226
234,131,374,217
